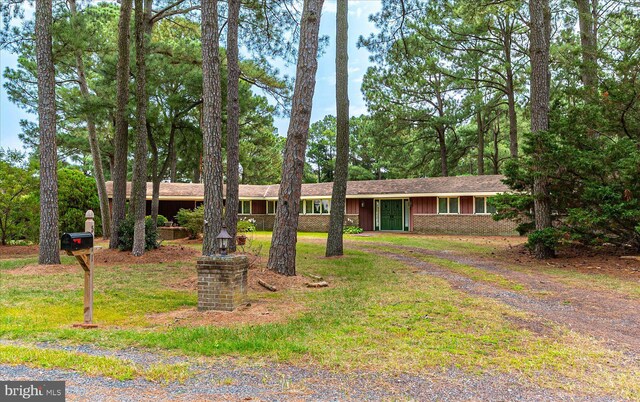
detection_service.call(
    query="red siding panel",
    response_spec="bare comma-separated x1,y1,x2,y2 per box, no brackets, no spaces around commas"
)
358,199,374,231
460,196,473,214
346,199,359,215
252,200,266,215
411,197,437,214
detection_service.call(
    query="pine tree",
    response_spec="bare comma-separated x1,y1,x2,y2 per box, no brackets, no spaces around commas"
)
110,0,133,250
326,0,349,257
529,0,554,259
225,0,241,251
267,0,324,276
36,0,60,265
201,0,224,256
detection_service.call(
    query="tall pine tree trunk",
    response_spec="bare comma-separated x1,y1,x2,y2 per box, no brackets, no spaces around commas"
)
169,145,177,182
201,0,224,256
36,0,60,265
69,0,111,240
130,0,150,256
474,67,485,175
268,0,324,276
149,122,176,231
576,0,598,91
492,121,500,174
529,0,554,259
147,121,160,233
477,111,485,175
437,125,448,177
503,14,519,159
435,77,448,177
326,0,349,257
110,0,133,249
225,0,241,252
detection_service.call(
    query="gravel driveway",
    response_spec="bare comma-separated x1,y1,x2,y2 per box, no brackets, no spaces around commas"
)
357,244,640,358
0,348,618,401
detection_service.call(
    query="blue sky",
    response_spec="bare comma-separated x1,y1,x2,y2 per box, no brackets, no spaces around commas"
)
0,0,381,151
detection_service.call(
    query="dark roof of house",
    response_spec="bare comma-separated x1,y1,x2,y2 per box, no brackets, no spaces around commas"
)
105,175,508,200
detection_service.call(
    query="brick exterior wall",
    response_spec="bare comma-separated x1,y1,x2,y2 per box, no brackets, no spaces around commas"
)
297,214,359,232
412,214,518,236
197,255,248,311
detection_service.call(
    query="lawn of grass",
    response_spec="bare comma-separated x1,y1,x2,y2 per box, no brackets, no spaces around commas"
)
1,235,639,398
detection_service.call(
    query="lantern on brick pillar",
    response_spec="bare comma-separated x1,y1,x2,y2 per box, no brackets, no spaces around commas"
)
216,225,233,256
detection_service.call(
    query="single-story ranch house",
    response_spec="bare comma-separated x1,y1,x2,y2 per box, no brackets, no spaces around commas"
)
105,175,517,235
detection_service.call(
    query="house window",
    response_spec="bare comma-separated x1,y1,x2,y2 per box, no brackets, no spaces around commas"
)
267,200,277,215
321,199,330,214
300,199,330,214
438,197,459,214
238,200,251,215
404,199,410,231
474,197,496,214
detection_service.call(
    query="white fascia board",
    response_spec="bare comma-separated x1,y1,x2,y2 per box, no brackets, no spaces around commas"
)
147,192,505,201
343,192,503,199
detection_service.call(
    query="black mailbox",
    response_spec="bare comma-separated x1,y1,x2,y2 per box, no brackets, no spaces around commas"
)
61,232,94,251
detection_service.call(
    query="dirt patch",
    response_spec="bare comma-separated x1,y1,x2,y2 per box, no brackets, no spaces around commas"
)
494,243,640,281
167,275,197,291
0,245,38,259
504,315,554,336
146,296,307,327
93,245,200,266
5,264,79,275
2,244,201,268
248,267,310,292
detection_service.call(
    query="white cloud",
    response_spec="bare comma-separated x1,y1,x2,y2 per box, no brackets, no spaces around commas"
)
323,2,337,14
349,103,370,117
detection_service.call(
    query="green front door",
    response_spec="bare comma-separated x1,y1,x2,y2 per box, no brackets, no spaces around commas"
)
380,200,403,231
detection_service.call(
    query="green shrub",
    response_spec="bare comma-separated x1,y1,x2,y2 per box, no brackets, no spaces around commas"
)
155,215,169,227
237,218,256,233
343,225,364,234
176,206,204,239
117,215,159,251
526,227,562,252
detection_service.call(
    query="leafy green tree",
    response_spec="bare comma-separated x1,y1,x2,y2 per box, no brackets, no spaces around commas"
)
57,168,102,236
306,116,336,182
3,3,284,187
0,150,38,245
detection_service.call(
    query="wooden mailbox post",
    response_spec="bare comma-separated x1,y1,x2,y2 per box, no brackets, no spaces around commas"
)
62,210,97,328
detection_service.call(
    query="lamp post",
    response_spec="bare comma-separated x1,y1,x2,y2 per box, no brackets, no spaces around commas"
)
216,225,233,256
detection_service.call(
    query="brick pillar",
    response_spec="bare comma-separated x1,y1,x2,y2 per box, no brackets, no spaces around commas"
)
197,255,248,311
